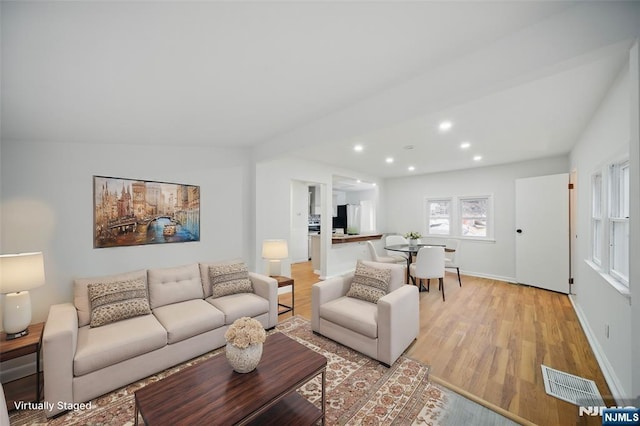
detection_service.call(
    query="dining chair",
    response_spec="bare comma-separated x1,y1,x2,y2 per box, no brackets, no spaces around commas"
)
385,235,409,259
366,241,405,264
444,239,462,287
409,246,446,301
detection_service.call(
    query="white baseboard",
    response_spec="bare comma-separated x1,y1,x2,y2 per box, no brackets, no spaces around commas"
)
456,269,517,284
568,294,626,403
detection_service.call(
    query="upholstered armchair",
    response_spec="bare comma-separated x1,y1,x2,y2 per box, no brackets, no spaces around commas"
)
311,260,418,367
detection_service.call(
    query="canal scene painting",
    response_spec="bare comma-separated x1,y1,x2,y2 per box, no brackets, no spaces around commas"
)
94,176,200,248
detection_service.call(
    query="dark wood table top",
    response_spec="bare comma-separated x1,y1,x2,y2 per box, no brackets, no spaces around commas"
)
135,332,326,425
0,322,45,361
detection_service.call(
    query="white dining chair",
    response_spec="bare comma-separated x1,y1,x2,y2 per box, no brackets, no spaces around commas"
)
385,235,409,259
366,241,405,265
409,246,446,301
444,239,462,287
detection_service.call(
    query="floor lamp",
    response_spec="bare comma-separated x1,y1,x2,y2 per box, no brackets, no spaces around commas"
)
0,252,45,339
262,240,289,277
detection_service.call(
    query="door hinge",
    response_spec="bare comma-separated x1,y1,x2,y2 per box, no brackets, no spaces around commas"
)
569,277,574,285
568,183,574,189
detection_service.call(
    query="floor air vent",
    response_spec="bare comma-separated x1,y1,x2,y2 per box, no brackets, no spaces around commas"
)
541,365,604,406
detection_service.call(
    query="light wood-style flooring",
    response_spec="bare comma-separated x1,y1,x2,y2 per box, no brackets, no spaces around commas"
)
284,261,611,426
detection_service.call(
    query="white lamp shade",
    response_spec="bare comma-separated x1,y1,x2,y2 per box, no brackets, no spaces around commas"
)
0,252,46,294
262,240,289,260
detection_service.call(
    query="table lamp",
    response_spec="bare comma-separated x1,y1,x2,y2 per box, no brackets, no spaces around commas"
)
262,240,288,277
0,252,45,339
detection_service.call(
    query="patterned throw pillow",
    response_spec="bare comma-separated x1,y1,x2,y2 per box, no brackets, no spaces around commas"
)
209,262,253,298
88,278,151,327
346,260,392,303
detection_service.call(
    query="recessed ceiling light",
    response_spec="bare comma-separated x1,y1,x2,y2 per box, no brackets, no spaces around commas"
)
408,166,415,171
438,120,453,132
460,142,471,149
356,179,361,183
354,144,364,152
385,157,394,164
473,155,483,161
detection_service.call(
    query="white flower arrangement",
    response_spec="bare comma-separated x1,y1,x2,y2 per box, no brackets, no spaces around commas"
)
404,231,422,240
224,317,266,349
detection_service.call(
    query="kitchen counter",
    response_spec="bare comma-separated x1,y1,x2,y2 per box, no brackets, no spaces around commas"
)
331,233,383,244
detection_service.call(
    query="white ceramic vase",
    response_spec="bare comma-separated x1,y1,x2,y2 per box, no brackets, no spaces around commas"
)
225,342,263,373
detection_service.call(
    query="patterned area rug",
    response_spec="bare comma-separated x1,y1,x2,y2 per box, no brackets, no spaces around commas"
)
9,316,519,425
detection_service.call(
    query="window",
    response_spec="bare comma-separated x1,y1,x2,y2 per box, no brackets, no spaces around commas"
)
460,197,488,237
590,159,629,288
426,199,451,235
591,173,602,265
425,195,492,239
609,161,629,284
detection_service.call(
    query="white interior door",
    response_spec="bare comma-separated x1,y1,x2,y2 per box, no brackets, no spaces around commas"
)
515,173,570,294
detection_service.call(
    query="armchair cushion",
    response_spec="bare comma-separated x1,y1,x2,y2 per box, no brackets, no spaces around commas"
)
346,260,391,303
319,296,378,338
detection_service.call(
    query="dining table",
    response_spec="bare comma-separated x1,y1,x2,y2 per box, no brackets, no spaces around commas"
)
383,244,455,291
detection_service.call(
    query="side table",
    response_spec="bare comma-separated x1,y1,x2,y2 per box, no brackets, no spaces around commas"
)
0,322,45,405
273,276,294,316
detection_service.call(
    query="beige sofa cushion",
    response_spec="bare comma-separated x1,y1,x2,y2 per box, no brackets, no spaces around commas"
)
319,296,378,339
153,299,225,344
206,293,269,325
199,259,244,298
74,314,167,376
147,263,203,309
75,270,147,328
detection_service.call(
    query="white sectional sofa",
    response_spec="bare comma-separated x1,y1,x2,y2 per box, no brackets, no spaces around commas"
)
42,261,277,418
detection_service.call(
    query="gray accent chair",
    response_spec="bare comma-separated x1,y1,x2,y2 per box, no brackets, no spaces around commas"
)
311,261,418,367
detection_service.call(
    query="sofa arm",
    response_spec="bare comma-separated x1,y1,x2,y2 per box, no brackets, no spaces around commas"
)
311,275,352,332
43,303,78,418
377,285,419,366
249,272,278,328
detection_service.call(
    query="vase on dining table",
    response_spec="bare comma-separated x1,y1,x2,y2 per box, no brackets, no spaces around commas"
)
408,239,418,248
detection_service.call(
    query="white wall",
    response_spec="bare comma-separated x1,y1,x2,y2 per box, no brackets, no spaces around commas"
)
255,157,382,278
630,41,640,402
383,156,569,282
570,58,635,400
0,141,252,331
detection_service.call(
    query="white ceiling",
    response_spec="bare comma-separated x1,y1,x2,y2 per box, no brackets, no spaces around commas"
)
2,1,638,178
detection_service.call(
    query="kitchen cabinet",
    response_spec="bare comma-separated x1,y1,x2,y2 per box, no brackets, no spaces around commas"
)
310,234,321,271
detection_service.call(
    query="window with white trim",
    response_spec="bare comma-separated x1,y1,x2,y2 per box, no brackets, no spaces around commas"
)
426,198,451,235
425,195,492,239
591,173,602,265
460,197,488,238
608,161,629,284
590,159,629,288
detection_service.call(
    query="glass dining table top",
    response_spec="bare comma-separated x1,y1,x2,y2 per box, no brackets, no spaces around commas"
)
384,244,453,253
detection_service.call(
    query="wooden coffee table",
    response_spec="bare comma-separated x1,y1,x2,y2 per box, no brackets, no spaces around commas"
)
134,332,326,425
